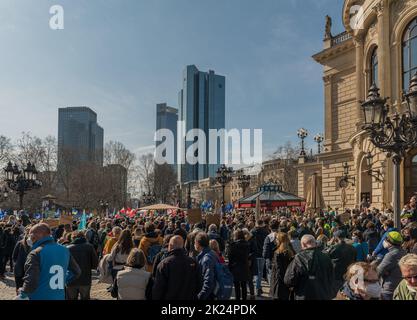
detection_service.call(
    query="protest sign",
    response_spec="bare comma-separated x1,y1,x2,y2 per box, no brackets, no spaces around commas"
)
206,213,221,227
43,219,60,229
187,209,203,224
59,215,73,225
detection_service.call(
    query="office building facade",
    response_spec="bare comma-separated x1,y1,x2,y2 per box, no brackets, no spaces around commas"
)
178,65,226,183
58,106,104,169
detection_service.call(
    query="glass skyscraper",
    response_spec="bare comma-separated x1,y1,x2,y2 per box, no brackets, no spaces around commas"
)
156,103,178,170
178,65,226,183
58,106,104,168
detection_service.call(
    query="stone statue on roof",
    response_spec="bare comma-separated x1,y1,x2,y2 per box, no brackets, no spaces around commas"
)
324,15,332,40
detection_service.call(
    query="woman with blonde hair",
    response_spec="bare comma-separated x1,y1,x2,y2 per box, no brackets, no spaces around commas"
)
112,249,152,300
209,239,225,264
270,232,295,300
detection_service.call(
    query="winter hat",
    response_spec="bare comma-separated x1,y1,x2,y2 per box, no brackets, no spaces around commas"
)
386,231,403,246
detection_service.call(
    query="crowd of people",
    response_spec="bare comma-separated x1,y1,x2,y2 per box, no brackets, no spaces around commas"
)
1,199,417,301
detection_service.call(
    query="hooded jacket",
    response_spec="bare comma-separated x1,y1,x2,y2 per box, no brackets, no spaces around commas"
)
67,237,99,286
139,232,163,272
284,247,334,300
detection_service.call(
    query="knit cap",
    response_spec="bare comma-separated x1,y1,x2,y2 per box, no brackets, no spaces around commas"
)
386,231,403,246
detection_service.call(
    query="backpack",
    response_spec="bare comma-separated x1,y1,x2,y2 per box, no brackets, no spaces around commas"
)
214,262,234,300
147,243,162,265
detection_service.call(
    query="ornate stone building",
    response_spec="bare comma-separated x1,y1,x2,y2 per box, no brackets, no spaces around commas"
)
298,0,417,210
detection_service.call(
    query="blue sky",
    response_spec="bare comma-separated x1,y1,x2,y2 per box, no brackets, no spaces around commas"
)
0,0,345,158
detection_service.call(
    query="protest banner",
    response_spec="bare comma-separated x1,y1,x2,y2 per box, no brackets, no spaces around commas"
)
43,219,60,229
59,215,73,225
187,209,203,224
206,213,221,227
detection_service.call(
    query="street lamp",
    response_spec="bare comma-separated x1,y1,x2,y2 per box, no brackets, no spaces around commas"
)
0,186,8,203
142,192,156,206
3,161,42,210
361,73,417,228
364,152,384,183
339,162,356,188
297,128,308,157
216,165,233,211
99,200,109,216
314,133,324,154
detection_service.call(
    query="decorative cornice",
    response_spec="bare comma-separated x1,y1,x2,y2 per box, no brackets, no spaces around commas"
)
312,39,355,64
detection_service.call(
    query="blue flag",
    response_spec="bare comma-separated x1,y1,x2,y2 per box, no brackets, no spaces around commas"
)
78,210,87,231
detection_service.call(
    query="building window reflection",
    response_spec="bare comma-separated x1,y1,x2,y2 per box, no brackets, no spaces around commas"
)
403,18,417,92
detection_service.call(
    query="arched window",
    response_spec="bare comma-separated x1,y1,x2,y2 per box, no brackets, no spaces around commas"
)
403,18,417,91
370,47,378,86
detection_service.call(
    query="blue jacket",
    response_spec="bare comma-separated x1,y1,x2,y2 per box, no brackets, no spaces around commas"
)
373,228,396,259
22,236,81,300
197,247,217,300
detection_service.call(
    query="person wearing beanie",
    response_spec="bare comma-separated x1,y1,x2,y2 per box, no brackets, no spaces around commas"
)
376,231,406,300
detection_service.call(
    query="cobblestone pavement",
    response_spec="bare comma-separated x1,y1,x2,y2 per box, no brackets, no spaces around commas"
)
0,269,270,301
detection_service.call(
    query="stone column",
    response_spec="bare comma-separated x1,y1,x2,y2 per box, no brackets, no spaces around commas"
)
354,36,365,129
323,75,333,152
374,0,390,98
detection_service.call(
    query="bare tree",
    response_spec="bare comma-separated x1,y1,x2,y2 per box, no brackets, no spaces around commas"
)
104,140,135,170
0,135,13,164
272,141,301,161
137,153,155,194
14,132,46,168
153,164,177,203
265,141,300,194
39,136,58,195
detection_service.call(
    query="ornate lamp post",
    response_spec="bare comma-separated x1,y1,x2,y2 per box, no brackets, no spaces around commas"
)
361,73,417,228
142,192,156,206
216,165,233,211
99,200,109,216
0,187,8,203
297,128,308,157
3,162,42,210
364,152,384,183
314,133,324,154
339,162,356,188
237,172,251,197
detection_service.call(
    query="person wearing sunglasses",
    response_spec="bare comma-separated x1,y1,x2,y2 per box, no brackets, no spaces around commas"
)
393,254,417,300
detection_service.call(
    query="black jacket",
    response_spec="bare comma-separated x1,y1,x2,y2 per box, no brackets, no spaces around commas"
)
326,241,357,282
271,250,293,300
66,237,99,286
363,228,380,253
284,248,334,300
228,240,251,282
251,227,269,258
152,248,202,300
12,240,31,278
